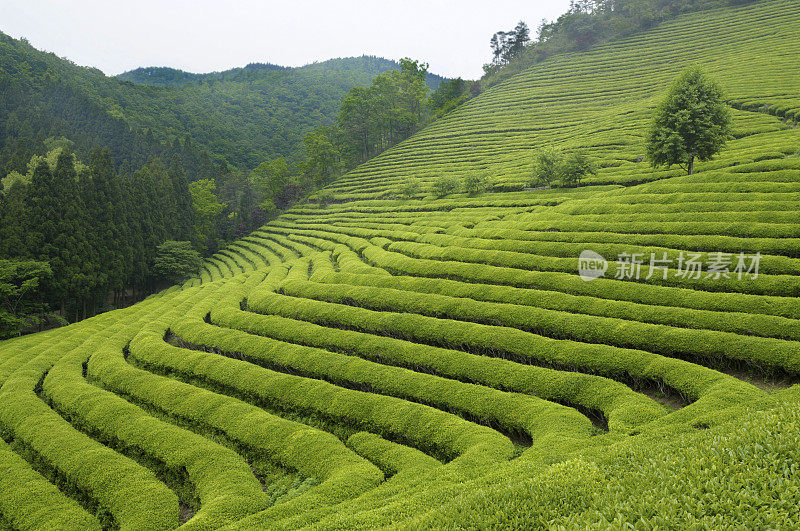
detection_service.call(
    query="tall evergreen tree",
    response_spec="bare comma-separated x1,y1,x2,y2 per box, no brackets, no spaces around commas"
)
119,170,147,299
168,155,194,241
86,147,126,307
0,181,29,258
26,150,91,318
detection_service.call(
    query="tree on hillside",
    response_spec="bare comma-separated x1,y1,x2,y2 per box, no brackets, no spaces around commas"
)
26,151,92,317
151,241,202,285
190,179,226,250
531,148,563,187
169,155,195,241
0,180,29,258
304,127,343,187
489,22,531,67
531,148,596,187
432,174,460,197
645,66,732,175
398,58,430,124
0,259,52,338
84,147,126,310
338,86,377,163
428,78,470,118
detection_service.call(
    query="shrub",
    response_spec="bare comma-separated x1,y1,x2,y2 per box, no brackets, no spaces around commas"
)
398,179,421,199
560,152,597,187
316,189,335,208
531,148,596,188
151,241,202,285
462,173,490,194
431,174,460,197
531,147,562,187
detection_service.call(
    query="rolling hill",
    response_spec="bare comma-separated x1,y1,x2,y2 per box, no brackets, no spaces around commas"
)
0,35,443,171
1,0,800,528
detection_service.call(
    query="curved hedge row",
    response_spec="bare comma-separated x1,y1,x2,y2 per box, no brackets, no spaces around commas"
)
137,313,514,466
357,242,800,318
313,270,800,342
280,278,800,374
0,346,179,530
211,305,666,432
121,330,384,522
170,318,560,456
0,438,101,530
346,432,442,477
248,281,764,414
386,239,800,297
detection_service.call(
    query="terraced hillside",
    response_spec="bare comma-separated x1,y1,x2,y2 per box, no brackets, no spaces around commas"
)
2,1,800,528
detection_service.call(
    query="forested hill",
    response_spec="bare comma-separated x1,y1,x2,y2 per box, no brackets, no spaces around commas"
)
117,57,446,89
0,33,442,171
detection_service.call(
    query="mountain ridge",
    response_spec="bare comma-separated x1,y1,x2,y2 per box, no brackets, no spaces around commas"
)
117,56,447,89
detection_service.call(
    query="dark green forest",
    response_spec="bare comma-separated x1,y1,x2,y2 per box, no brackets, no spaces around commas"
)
0,31,442,172
0,32,461,337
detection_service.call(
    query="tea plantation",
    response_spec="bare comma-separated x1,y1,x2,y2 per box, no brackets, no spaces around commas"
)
1,1,800,528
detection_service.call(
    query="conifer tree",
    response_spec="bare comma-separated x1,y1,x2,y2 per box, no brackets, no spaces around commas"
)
27,150,91,318
0,181,29,258
169,155,194,241
86,147,126,307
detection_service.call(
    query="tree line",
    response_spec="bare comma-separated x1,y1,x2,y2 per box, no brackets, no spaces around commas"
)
0,58,472,338
0,139,280,337
261,59,477,197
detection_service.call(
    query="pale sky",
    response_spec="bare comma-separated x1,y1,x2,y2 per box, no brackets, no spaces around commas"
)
0,0,572,79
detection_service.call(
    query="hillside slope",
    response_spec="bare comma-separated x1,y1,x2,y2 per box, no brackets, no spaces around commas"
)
0,38,438,170
1,1,800,528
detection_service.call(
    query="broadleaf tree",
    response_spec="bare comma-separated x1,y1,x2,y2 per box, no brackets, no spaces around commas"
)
646,66,732,175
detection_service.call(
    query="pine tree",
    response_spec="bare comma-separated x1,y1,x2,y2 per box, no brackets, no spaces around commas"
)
168,155,194,241
27,150,91,318
0,181,29,258
86,147,126,308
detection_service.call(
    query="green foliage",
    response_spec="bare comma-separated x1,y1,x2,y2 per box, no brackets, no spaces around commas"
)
316,189,336,208
2,2,800,529
0,35,442,171
431,174,460,197
531,147,562,187
427,405,800,529
487,21,531,71
646,66,733,174
483,0,743,88
151,241,203,284
189,179,226,248
304,127,343,187
335,58,431,167
560,151,597,186
428,78,471,117
531,148,596,187
26,150,92,309
0,259,51,338
398,179,422,199
462,172,490,194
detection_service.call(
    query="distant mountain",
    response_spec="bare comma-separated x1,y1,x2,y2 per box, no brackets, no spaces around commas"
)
0,31,445,171
117,58,446,90
116,63,289,87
